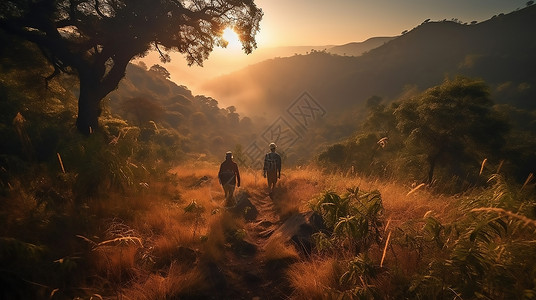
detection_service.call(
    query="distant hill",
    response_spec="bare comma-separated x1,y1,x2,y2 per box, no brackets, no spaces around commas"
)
107,64,261,158
326,37,396,56
203,5,536,121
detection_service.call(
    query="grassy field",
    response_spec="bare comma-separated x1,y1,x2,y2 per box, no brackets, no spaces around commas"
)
1,160,535,299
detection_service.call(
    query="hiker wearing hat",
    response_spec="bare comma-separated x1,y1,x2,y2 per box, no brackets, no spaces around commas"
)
218,151,240,206
263,143,282,195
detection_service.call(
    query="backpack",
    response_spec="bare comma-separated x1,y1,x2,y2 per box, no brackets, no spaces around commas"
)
219,170,235,185
219,162,236,185
265,153,278,172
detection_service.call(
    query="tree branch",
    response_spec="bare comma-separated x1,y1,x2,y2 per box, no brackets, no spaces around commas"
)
94,0,110,19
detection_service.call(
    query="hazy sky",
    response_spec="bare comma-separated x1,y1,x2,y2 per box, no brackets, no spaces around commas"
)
141,0,529,95
254,0,528,46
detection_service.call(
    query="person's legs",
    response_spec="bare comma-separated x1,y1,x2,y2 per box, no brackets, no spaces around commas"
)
223,185,229,198
267,171,278,194
223,184,236,206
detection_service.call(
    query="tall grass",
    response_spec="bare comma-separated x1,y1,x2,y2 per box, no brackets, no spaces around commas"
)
3,153,534,299
388,174,536,299
281,166,535,299
263,233,300,263
287,257,341,299
121,262,207,299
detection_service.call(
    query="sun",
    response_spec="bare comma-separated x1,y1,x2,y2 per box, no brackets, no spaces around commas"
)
221,27,242,50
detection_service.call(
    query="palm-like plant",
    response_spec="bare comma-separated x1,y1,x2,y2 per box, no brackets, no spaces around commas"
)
311,187,385,254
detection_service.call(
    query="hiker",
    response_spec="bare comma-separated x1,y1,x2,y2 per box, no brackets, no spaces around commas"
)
263,142,282,195
218,151,241,206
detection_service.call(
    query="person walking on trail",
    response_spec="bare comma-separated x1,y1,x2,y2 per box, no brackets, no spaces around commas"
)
263,142,282,195
218,151,240,207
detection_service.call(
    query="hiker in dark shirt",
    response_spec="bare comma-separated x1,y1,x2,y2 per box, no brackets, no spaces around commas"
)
263,142,281,195
218,151,240,206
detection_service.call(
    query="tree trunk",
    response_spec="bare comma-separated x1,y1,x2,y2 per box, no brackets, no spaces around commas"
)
426,151,442,184
76,77,102,135
427,157,436,184
74,55,130,135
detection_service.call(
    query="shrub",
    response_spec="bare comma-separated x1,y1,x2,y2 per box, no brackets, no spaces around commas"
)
310,187,384,254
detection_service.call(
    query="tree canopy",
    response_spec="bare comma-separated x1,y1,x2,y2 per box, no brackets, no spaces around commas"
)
318,77,514,190
393,77,509,184
0,0,263,134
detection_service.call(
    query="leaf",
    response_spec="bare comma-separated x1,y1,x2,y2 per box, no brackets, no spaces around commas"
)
95,236,143,248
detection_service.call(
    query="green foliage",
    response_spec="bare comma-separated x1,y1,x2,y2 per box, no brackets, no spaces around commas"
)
339,253,382,299
422,213,445,248
310,187,386,298
0,29,234,298
0,237,50,298
394,76,509,184
1,0,263,133
311,232,334,254
310,187,384,255
62,134,137,199
109,64,259,159
318,134,391,176
1,32,214,204
318,143,347,167
311,191,351,229
318,76,530,192
395,176,536,299
0,237,47,263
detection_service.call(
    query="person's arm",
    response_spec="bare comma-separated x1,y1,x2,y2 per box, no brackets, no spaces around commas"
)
277,155,282,178
262,153,268,177
218,163,223,185
235,163,241,187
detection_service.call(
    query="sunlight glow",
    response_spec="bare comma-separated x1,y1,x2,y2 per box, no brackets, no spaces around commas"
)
222,27,242,50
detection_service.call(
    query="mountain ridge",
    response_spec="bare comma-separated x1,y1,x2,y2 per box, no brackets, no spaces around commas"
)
326,37,396,56
202,5,536,119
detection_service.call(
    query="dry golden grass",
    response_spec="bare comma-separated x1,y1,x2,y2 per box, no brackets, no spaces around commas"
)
277,166,460,293
91,245,139,284
288,167,458,226
201,210,245,262
121,262,207,299
273,169,322,217
111,162,466,298
239,165,267,190
263,232,300,262
373,180,456,225
287,257,341,299
89,191,157,219
2,181,41,224
169,160,217,181
151,231,192,263
137,204,179,234
94,162,247,296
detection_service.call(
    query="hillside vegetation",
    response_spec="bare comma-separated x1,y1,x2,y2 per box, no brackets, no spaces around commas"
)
205,5,536,114
107,63,262,158
201,5,536,171
2,155,535,298
203,5,536,127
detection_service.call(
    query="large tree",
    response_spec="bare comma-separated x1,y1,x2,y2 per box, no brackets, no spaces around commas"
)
394,77,508,184
0,0,262,134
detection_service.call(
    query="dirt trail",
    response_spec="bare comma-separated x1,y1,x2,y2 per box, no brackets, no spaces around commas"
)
217,189,294,300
